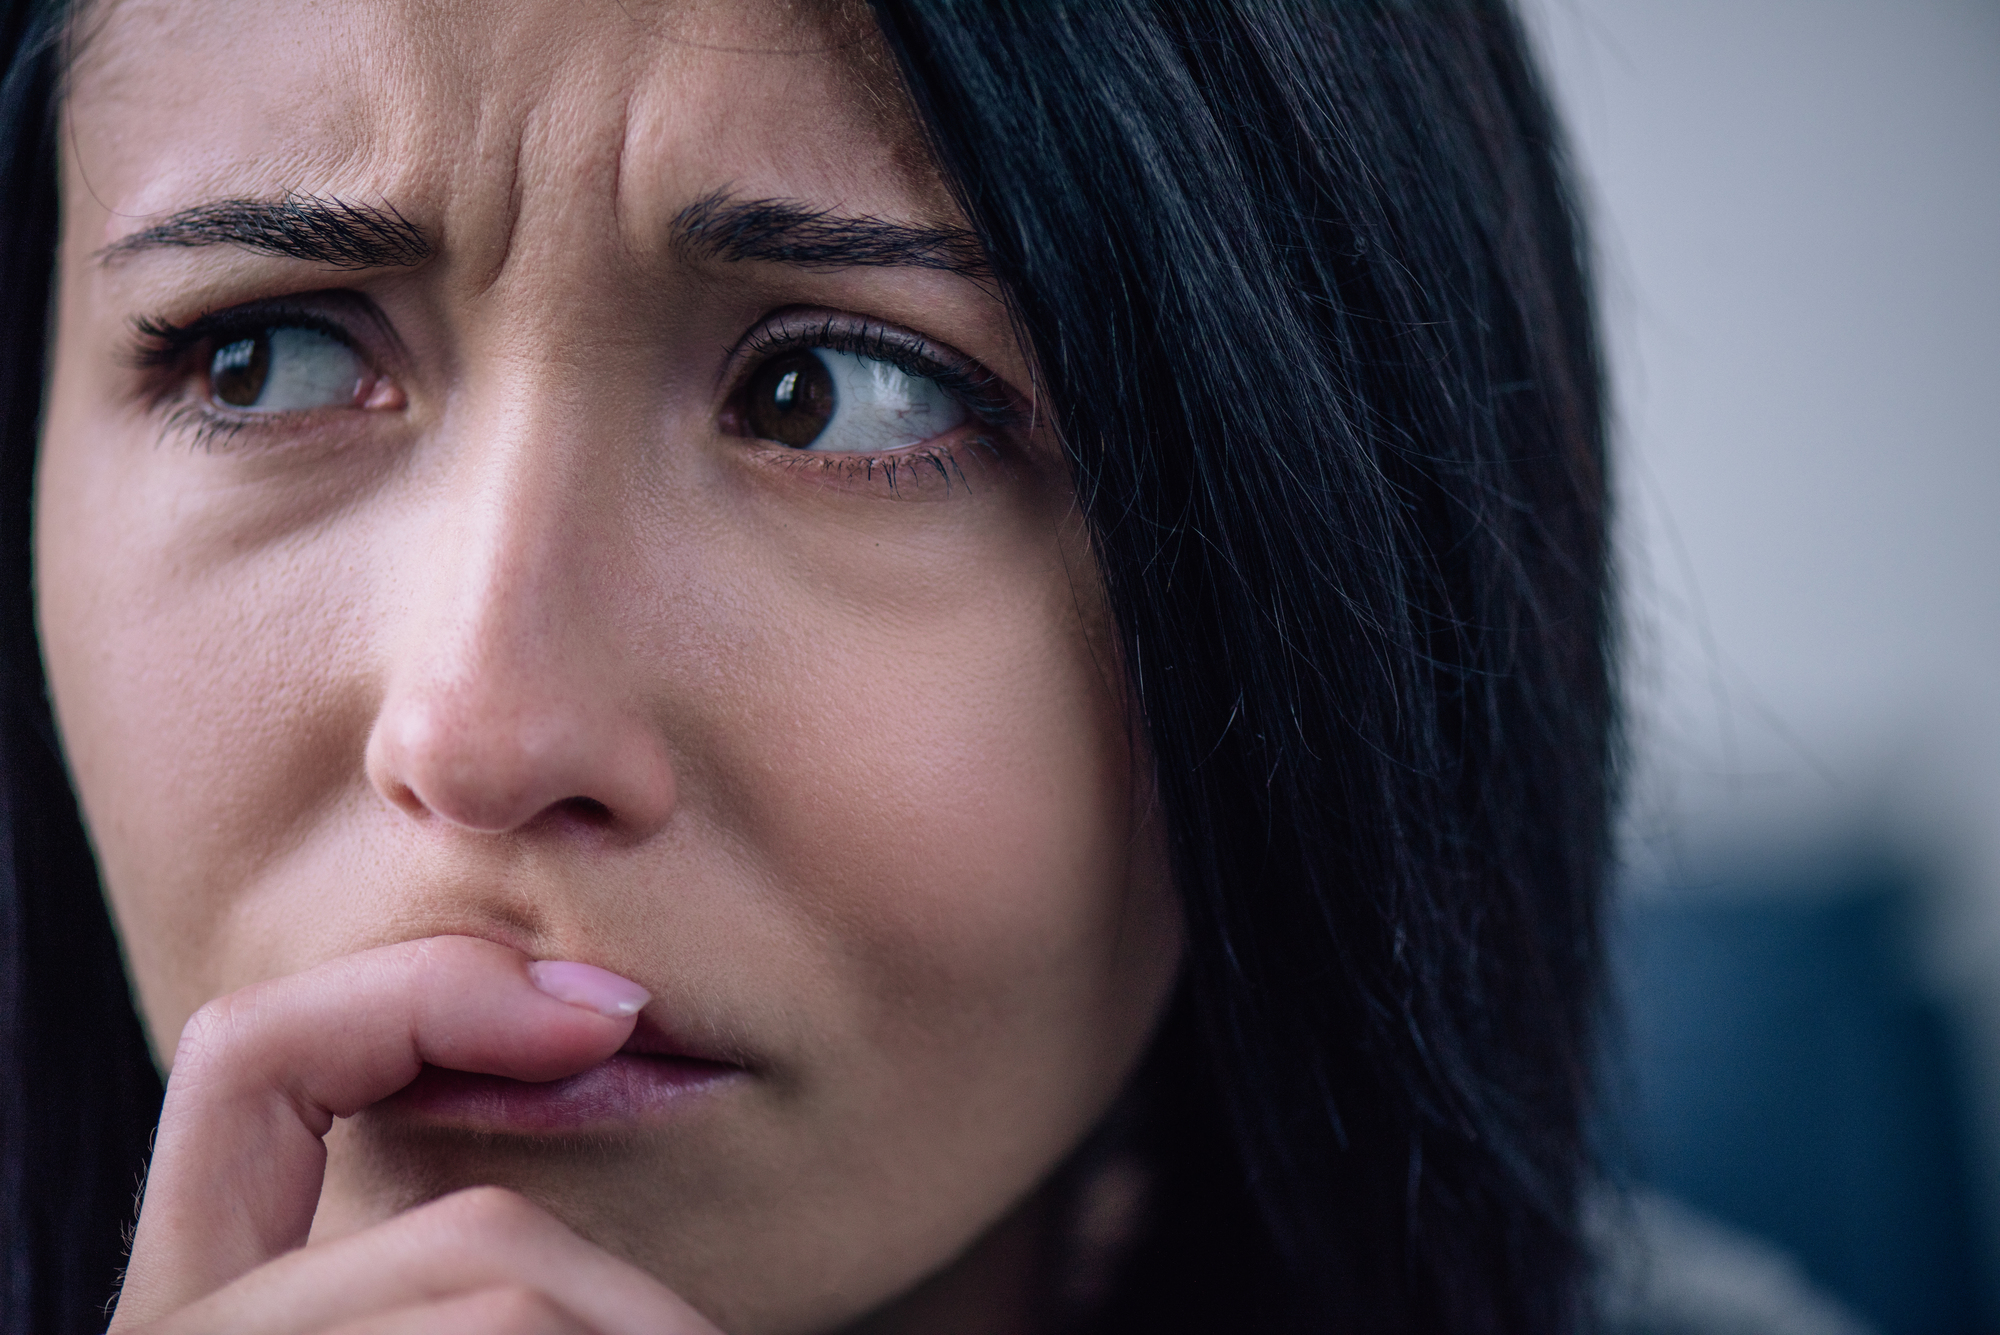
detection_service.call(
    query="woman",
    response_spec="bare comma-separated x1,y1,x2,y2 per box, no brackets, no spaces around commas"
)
0,0,1613,1331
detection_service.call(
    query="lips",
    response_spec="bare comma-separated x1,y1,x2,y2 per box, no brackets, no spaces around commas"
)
618,1009,737,1064
381,1010,748,1134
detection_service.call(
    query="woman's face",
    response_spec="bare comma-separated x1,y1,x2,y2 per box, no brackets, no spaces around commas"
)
35,1,1180,1329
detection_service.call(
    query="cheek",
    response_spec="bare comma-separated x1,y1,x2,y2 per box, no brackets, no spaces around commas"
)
689,499,1183,1190
696,483,1158,1020
743,619,1140,1013
673,543,1182,1320
36,446,383,1035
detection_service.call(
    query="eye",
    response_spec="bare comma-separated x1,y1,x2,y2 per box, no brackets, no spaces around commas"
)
742,348,968,452
208,326,366,412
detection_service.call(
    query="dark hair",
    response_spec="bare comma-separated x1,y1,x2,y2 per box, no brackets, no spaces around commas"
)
1,3,168,1334
2,2,1613,1332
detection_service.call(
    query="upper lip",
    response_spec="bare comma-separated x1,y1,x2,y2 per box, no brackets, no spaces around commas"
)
367,925,749,1069
618,1008,745,1068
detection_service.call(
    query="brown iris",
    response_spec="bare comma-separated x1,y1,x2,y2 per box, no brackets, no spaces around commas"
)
210,335,270,407
744,350,835,448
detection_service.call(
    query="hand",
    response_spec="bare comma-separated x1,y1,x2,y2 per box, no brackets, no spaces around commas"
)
109,936,724,1334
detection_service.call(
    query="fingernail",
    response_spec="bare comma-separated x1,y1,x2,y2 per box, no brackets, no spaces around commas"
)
527,960,650,1018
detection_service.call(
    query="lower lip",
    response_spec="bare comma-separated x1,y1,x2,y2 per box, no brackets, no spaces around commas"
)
383,1054,743,1134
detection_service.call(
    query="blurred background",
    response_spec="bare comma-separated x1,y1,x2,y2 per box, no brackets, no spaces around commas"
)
1523,2,2000,1331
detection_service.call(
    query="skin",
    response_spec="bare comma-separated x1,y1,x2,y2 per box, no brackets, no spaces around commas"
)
34,1,1182,1331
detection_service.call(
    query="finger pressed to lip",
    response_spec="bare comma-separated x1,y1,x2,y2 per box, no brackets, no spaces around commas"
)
116,937,646,1326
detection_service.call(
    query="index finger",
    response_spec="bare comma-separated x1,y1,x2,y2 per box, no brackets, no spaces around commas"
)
113,935,647,1326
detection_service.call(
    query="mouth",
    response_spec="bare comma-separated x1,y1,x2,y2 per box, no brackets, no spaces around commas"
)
380,1012,749,1135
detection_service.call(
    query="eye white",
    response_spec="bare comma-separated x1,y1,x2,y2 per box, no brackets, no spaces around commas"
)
213,327,364,412
805,349,968,452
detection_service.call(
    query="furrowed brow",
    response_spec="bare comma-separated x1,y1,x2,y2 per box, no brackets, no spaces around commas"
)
673,190,988,280
98,193,432,270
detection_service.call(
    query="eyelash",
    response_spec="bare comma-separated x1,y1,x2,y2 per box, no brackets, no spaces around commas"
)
770,436,1004,497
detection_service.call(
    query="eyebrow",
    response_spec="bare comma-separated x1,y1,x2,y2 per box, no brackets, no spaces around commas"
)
98,193,432,269
97,188,990,280
671,190,990,280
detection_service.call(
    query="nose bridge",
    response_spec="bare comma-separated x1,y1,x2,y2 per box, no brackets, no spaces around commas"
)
397,350,605,708
366,354,675,838
431,373,598,670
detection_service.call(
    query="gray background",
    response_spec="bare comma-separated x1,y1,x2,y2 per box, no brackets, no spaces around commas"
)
1525,0,2000,1314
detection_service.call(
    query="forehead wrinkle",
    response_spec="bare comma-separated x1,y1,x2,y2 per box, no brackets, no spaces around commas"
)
601,4,966,272
451,39,653,300
69,0,968,301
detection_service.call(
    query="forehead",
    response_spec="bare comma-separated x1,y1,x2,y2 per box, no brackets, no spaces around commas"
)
64,0,949,253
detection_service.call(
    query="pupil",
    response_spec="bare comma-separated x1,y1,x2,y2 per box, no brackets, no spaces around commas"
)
211,335,270,408
745,351,834,448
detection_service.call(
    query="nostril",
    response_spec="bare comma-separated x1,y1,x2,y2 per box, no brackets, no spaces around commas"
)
381,777,428,819
555,795,614,825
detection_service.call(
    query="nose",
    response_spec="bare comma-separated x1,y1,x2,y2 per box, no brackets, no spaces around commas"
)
366,671,677,836
363,463,677,841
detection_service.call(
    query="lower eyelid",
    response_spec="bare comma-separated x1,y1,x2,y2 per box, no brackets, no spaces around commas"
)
753,434,1006,502
147,383,399,455
156,403,252,454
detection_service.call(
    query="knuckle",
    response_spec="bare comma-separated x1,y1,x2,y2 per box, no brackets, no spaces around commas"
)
170,991,251,1077
435,1184,550,1237
478,1284,577,1333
